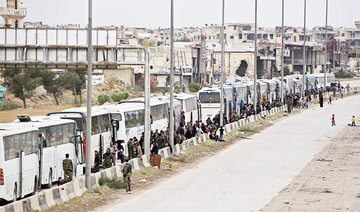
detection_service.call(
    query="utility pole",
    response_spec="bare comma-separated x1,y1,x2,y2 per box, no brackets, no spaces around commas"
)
144,48,151,158
324,0,328,88
85,0,93,190
280,0,285,104
302,0,307,96
333,39,336,73
169,0,175,151
220,0,225,127
254,0,258,117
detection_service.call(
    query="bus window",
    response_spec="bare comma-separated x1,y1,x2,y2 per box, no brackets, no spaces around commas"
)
4,136,17,160
111,113,122,122
32,132,38,154
91,116,100,135
24,132,33,155
151,104,167,121
100,114,110,132
198,92,221,103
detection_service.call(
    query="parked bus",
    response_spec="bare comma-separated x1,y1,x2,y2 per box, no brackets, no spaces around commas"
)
0,124,39,202
155,96,182,129
197,87,221,122
174,93,199,123
15,115,83,186
47,108,112,166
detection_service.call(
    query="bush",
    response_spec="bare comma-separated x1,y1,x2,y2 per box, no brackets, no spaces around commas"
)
97,95,110,105
334,69,354,78
0,100,22,111
159,87,169,95
98,177,126,189
111,92,129,102
188,82,201,93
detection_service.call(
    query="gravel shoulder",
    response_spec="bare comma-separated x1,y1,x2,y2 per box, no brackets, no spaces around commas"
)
261,125,360,212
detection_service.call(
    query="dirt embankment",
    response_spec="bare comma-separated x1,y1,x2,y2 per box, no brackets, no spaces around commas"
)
261,125,360,212
0,84,144,123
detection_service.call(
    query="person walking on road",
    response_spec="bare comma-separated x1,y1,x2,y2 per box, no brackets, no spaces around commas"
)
331,114,336,126
319,93,324,108
351,116,356,126
63,153,73,182
328,95,332,105
122,158,132,194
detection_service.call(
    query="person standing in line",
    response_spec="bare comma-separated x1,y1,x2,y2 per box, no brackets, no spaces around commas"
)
122,158,132,194
63,153,73,182
331,114,336,126
91,151,100,173
103,148,112,169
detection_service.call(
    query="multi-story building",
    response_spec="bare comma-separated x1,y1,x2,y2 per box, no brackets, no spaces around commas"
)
0,0,27,28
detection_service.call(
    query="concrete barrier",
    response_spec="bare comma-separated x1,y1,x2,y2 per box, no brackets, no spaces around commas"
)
52,188,63,205
159,147,171,160
141,155,151,167
73,178,86,197
64,181,76,199
38,192,48,209
28,195,41,211
58,185,69,203
44,189,56,208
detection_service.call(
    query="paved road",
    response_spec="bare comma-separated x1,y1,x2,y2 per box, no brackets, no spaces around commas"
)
104,95,360,212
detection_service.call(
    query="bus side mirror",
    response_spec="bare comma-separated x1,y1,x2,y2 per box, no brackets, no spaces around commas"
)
111,119,119,131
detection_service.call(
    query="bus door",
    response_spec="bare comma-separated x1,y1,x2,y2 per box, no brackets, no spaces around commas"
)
74,135,84,176
99,135,104,166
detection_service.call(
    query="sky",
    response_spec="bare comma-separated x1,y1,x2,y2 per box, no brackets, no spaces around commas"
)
1,0,359,29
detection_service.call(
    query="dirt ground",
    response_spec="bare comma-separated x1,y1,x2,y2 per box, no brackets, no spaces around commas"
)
0,104,73,123
261,125,360,212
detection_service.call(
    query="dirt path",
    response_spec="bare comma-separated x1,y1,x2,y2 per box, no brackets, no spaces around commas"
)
261,125,360,212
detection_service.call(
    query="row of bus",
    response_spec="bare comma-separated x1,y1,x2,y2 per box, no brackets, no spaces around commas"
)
197,73,336,122
0,93,199,202
0,73,335,203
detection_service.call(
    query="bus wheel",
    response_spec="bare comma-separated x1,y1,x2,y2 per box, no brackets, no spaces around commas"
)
13,184,17,202
46,170,52,188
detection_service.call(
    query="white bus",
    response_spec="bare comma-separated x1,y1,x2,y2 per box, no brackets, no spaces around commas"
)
15,116,83,186
197,87,221,122
47,108,112,167
0,124,39,202
94,103,145,156
96,98,169,154
129,98,169,133
155,96,182,129
174,93,199,124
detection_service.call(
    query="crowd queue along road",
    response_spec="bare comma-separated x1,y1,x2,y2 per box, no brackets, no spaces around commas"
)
0,73,349,205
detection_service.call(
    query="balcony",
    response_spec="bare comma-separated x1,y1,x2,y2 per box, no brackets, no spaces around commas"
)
0,8,27,17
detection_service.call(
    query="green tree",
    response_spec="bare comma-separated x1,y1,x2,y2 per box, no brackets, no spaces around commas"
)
1,69,42,108
62,69,87,105
38,69,64,105
97,95,110,105
188,82,201,93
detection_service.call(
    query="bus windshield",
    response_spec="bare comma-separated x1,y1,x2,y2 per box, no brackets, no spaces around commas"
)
199,92,221,103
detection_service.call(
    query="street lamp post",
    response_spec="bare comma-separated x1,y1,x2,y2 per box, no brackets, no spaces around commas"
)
254,0,258,117
85,0,93,190
169,0,175,151
302,0,307,97
280,0,285,103
324,0,328,88
220,0,225,127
